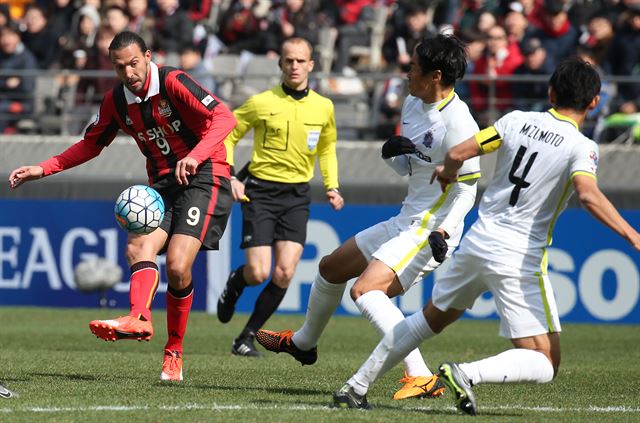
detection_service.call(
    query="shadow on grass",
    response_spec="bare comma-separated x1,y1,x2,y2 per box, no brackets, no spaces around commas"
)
28,372,97,381
153,382,329,396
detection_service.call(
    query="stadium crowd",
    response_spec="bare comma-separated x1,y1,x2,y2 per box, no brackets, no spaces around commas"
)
0,0,638,139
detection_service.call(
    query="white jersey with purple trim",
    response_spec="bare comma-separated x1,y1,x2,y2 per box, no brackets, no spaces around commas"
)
464,108,599,272
392,92,480,246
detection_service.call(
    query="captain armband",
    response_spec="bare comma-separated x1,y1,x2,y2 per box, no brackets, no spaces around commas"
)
475,126,503,154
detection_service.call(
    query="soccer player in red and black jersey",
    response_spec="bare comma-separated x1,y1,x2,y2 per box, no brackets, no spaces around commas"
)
8,31,237,382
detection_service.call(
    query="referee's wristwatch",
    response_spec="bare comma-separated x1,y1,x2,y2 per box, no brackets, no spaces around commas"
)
327,188,340,194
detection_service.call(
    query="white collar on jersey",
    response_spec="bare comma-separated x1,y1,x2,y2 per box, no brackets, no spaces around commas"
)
123,61,160,105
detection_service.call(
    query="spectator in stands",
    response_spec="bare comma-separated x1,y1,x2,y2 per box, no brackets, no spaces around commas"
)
179,44,216,94
83,0,102,12
265,0,320,56
181,0,213,22
21,5,59,68
219,0,269,54
512,37,553,111
609,6,640,114
154,0,195,65
75,25,117,105
582,11,615,72
567,0,616,30
127,0,156,50
0,24,37,133
58,4,101,69
474,9,498,33
456,28,486,102
321,0,377,72
382,3,436,71
577,45,616,138
457,0,499,31
0,4,12,28
104,5,130,33
470,23,523,115
503,1,532,46
48,0,75,45
527,0,578,67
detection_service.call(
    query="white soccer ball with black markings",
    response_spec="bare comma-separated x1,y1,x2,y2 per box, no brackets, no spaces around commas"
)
114,185,165,234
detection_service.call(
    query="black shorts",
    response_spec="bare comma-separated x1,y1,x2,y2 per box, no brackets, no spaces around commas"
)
153,160,232,251
240,175,310,248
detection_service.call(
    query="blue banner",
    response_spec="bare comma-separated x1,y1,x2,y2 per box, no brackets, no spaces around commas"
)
1,199,639,323
0,199,207,311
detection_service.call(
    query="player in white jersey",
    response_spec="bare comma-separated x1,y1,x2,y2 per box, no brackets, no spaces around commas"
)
256,34,481,401
331,58,640,413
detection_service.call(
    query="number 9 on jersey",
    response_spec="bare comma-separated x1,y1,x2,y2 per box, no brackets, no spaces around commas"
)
114,185,165,234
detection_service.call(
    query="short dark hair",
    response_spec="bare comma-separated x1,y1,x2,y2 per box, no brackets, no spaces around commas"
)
415,34,467,87
549,57,601,111
108,31,148,53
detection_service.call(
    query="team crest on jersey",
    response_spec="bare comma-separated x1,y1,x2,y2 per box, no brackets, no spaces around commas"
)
125,115,133,126
422,130,434,149
589,150,598,166
158,99,172,117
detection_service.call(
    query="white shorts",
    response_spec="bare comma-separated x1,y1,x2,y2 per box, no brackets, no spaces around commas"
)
355,214,452,292
432,246,562,339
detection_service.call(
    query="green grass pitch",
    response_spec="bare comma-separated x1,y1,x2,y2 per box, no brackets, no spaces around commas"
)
1,307,639,422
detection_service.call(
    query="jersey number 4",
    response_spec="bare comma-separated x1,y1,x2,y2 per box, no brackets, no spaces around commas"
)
508,146,537,206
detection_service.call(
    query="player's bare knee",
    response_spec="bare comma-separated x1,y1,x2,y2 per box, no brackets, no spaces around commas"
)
125,242,145,265
165,259,190,284
349,283,369,301
244,263,269,284
318,255,338,281
272,265,294,286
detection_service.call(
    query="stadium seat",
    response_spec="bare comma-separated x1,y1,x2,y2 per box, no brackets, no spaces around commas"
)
348,6,389,71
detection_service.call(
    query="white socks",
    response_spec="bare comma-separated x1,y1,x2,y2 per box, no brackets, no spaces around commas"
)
458,348,554,385
355,290,431,377
348,310,436,395
292,273,346,351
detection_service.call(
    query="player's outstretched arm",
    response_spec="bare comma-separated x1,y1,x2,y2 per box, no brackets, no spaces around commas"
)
8,165,44,189
431,136,482,190
573,174,640,251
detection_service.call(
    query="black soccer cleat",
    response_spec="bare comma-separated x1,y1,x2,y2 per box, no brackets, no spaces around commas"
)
255,329,317,365
217,270,242,323
231,333,263,358
438,362,477,416
332,384,372,410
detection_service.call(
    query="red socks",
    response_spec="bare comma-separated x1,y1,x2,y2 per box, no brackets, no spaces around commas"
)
165,284,194,353
128,261,159,321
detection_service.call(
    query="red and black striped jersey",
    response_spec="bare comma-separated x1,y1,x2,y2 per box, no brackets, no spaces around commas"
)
39,62,237,184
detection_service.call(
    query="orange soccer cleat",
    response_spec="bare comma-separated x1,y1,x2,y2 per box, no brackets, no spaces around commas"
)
89,315,154,342
255,329,317,365
392,371,446,400
160,349,183,381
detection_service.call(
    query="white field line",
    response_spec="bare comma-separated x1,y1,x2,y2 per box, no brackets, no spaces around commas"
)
0,403,639,414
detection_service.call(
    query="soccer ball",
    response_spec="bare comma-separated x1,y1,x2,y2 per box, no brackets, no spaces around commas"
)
114,185,165,234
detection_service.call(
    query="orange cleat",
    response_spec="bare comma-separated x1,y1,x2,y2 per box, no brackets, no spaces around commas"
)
255,329,317,365
392,371,446,400
89,315,153,342
160,349,183,381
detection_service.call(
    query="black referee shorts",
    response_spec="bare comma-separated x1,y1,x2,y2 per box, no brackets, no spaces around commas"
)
153,160,232,251
240,175,310,248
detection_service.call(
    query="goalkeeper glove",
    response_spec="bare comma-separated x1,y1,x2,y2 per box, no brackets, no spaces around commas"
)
381,135,415,159
428,231,448,263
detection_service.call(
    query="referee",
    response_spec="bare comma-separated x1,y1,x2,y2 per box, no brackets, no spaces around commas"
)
217,37,344,356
